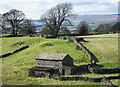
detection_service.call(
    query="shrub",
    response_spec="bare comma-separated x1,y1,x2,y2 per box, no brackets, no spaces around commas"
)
40,42,54,47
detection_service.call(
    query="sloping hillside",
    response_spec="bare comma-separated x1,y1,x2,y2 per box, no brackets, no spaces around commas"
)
1,34,119,85
2,37,92,85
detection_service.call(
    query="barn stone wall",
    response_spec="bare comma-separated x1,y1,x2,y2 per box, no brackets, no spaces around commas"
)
64,68,71,75
34,70,45,77
35,59,62,69
62,65,70,75
35,59,64,74
35,55,75,75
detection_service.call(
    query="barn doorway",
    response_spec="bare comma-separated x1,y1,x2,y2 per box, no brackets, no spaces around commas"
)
62,69,65,75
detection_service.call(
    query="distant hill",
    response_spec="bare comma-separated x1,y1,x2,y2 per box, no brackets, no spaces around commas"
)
71,14,118,24
32,14,118,31
70,14,118,30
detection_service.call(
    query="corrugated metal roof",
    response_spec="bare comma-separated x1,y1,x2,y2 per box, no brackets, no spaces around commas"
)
29,66,51,71
36,53,68,60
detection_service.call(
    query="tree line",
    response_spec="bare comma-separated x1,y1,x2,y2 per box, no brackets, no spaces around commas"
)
94,23,119,34
0,3,119,37
0,3,90,37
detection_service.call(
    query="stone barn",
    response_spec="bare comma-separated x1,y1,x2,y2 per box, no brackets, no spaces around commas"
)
28,53,78,77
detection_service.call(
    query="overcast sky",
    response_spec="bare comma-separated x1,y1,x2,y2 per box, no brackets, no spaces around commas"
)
0,0,119,19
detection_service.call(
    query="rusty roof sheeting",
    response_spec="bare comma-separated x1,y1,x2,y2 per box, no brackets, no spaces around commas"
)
29,66,51,71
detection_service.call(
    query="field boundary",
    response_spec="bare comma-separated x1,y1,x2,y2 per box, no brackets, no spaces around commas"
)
60,36,98,64
52,75,119,87
0,45,29,58
73,37,98,64
88,65,120,74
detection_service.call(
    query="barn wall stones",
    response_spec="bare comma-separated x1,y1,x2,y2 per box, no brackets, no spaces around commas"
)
35,59,62,69
62,65,71,75
34,70,45,77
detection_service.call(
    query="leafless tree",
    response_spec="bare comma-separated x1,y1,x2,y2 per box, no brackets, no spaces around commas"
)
1,9,26,36
1,15,11,34
20,19,36,35
40,2,73,37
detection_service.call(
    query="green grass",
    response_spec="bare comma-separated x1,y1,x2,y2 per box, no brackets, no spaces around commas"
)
81,73,120,78
63,73,120,86
81,33,118,37
1,33,120,85
79,33,119,68
1,37,91,85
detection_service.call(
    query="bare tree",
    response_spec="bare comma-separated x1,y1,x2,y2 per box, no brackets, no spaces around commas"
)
41,26,54,37
40,3,73,37
1,15,12,34
76,21,89,35
1,9,26,36
20,19,36,35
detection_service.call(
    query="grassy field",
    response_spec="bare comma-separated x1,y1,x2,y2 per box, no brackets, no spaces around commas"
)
1,33,120,85
79,33,119,68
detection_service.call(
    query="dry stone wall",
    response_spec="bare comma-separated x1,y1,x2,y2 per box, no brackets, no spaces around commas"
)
58,36,98,64
0,45,29,58
72,37,98,64
88,65,120,74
